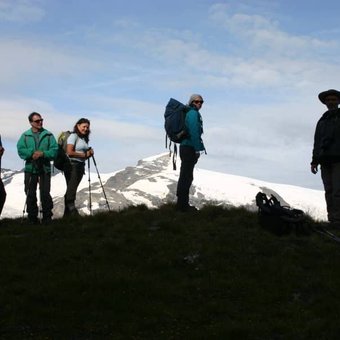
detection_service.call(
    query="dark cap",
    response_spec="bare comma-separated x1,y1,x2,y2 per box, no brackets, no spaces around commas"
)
318,89,340,104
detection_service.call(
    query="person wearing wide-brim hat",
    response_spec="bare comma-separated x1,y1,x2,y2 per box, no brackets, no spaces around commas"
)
318,89,340,104
311,89,340,227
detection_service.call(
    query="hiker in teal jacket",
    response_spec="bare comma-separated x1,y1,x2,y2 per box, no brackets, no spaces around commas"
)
311,89,340,226
17,112,58,224
176,94,206,212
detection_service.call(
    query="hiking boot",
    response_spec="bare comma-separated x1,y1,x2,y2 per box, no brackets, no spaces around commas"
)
64,202,80,217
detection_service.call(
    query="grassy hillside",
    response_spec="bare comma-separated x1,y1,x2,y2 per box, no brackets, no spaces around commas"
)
0,205,339,339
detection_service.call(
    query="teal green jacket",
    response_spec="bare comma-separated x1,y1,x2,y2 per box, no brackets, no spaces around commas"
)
181,107,205,152
17,128,58,174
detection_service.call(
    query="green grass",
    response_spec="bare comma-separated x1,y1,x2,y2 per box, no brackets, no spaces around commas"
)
0,204,340,339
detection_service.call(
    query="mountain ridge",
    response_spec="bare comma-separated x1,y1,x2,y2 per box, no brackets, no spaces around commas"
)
1,153,327,221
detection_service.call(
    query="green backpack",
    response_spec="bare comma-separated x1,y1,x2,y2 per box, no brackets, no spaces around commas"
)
54,131,73,171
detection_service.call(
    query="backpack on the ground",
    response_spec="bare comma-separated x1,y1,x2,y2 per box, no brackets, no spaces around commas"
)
255,192,306,235
53,131,72,171
164,98,190,170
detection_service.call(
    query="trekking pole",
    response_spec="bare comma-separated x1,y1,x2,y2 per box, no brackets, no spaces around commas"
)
22,174,32,223
88,158,92,215
38,176,43,223
91,154,110,211
311,225,340,244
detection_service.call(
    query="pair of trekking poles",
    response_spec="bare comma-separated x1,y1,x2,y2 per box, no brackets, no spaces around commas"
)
87,153,110,215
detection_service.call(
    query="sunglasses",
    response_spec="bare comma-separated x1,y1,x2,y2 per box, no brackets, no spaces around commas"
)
193,100,204,104
32,119,44,123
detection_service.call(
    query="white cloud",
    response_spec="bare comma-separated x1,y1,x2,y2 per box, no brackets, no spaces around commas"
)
209,3,337,56
0,38,102,90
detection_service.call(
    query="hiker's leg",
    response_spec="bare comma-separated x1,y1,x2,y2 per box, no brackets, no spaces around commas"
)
176,145,197,209
24,172,39,222
63,163,72,215
0,179,6,216
64,162,84,215
321,164,335,222
330,162,340,223
39,172,53,221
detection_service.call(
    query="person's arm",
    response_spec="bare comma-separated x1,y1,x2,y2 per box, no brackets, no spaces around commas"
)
311,120,321,174
66,143,93,159
186,110,204,152
17,134,35,160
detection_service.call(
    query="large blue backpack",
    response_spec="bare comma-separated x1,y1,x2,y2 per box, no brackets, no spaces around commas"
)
164,98,190,170
164,98,190,145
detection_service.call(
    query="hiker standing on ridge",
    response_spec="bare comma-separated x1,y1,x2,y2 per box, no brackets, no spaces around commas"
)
63,118,94,216
176,94,206,212
311,89,340,227
0,140,6,216
17,112,58,224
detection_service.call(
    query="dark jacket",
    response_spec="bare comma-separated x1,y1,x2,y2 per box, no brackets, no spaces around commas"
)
312,108,340,165
17,128,58,174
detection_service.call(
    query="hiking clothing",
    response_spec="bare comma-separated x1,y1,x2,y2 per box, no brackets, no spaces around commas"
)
63,133,89,216
24,172,53,221
0,179,6,216
176,102,205,211
176,145,198,211
180,107,205,152
17,127,57,221
67,133,89,163
312,108,340,165
63,161,85,216
17,128,58,174
321,163,340,223
312,107,340,223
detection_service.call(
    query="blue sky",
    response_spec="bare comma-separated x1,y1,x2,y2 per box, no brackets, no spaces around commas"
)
1,0,340,190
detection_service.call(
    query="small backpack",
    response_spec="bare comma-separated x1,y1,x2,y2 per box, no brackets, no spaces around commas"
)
54,131,73,171
164,98,190,170
255,192,306,235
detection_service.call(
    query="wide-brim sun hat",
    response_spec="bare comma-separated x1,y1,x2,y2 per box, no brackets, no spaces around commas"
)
318,89,340,104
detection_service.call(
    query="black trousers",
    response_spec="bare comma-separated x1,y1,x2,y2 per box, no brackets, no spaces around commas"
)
63,161,85,214
0,179,6,216
24,172,53,220
176,145,198,208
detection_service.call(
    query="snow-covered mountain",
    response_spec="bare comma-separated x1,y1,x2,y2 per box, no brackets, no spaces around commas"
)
1,153,327,221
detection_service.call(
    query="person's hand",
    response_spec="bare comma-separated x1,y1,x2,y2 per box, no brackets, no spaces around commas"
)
0,146,4,157
85,148,94,159
196,151,200,159
311,164,318,174
32,151,44,160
